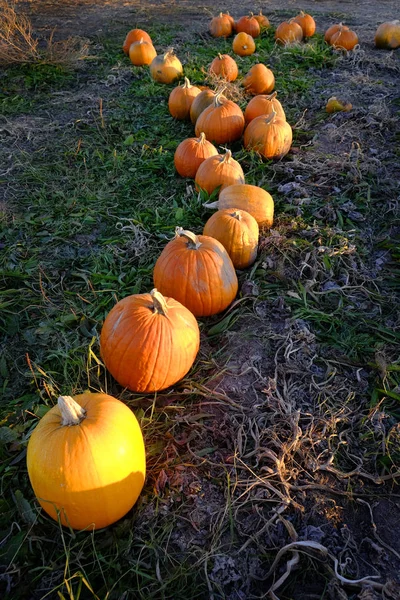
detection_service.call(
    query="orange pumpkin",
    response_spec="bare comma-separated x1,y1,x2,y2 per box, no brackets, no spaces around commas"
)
244,111,292,160
27,392,146,530
190,88,216,124
153,228,238,317
232,32,256,56
210,12,233,37
174,132,218,178
208,53,239,82
375,21,400,49
244,92,286,124
195,91,245,144
330,26,358,50
128,38,157,66
293,11,316,38
325,97,352,113
203,208,259,269
204,183,274,228
242,63,275,95
195,150,244,195
324,23,343,44
235,13,261,38
100,289,200,392
223,12,236,31
275,20,303,45
150,50,183,84
123,29,152,54
254,10,270,30
168,77,202,120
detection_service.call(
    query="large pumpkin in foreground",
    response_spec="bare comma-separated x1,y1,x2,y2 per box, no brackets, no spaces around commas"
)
100,289,200,392
154,227,238,317
27,393,146,530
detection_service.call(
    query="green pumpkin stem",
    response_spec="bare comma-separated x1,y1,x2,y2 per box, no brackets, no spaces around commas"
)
58,395,87,426
150,289,168,315
175,226,201,249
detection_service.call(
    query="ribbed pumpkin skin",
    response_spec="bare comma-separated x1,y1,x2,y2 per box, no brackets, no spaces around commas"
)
123,29,152,54
232,32,256,56
174,133,218,178
195,96,245,144
375,21,400,49
324,23,342,43
242,64,275,95
128,40,157,66
100,293,200,392
208,54,238,82
293,12,316,37
153,232,238,317
195,151,245,195
190,89,216,124
203,209,259,269
27,393,146,530
217,184,274,228
244,93,286,124
150,52,183,84
244,114,292,160
275,21,303,45
235,15,261,38
168,78,202,120
330,28,358,50
210,13,233,37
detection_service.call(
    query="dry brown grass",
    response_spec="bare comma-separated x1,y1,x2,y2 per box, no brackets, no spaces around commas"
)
0,0,89,67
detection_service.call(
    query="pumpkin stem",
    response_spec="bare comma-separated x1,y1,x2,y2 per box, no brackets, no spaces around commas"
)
164,48,174,59
175,226,202,249
267,91,278,101
249,12,254,18
221,149,233,163
214,89,227,106
203,200,219,209
230,211,241,220
58,395,87,426
299,11,305,17
197,131,207,144
182,77,191,88
263,110,277,124
150,288,168,315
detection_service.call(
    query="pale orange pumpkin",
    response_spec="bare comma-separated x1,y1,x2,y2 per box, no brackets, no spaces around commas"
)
153,227,238,317
174,132,218,178
209,12,233,37
195,150,245,195
203,208,259,269
330,26,359,50
190,88,217,124
195,91,245,144
242,64,275,95
204,183,274,228
235,13,261,38
244,92,286,124
128,38,157,66
375,21,400,49
232,32,256,56
275,20,303,45
123,29,152,54
244,111,292,160
208,53,239,82
293,11,316,38
27,392,146,530
100,289,200,392
168,77,202,120
150,50,183,84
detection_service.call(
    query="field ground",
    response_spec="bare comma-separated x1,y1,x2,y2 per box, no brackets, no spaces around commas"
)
1,1,400,599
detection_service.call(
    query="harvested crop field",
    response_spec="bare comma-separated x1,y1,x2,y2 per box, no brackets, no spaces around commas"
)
1,1,400,599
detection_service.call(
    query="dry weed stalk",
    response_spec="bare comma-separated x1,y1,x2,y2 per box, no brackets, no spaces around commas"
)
0,1,88,67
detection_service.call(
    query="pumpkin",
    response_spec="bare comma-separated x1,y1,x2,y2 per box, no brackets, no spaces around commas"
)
235,13,261,38
326,96,352,113
275,20,303,45
153,227,238,317
293,11,316,38
195,150,245,195
329,26,358,50
100,289,200,392
123,28,152,54
210,12,233,37
204,183,274,228
244,111,292,160
244,91,286,124
242,63,275,95
232,32,256,56
27,392,146,530
150,50,183,84
168,77,202,120
324,23,343,43
203,208,259,269
223,12,236,31
174,132,218,178
254,10,270,30
128,38,157,66
195,91,245,144
208,53,239,82
375,20,400,49
190,88,216,124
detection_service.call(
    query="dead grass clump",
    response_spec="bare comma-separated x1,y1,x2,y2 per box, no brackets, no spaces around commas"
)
0,1,89,67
